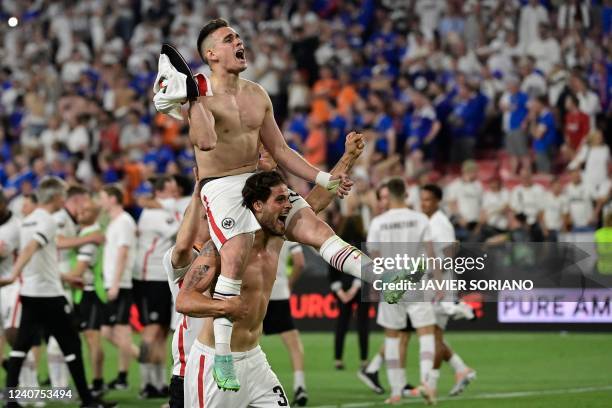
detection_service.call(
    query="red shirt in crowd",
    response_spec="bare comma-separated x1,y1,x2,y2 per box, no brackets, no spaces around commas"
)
564,111,590,150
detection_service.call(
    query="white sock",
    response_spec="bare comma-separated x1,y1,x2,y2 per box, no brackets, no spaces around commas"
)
419,334,435,385
384,337,403,397
140,363,152,387
154,363,166,390
47,337,69,388
293,370,305,390
319,235,370,280
19,351,39,388
426,368,440,392
213,276,241,355
449,353,468,374
366,352,383,373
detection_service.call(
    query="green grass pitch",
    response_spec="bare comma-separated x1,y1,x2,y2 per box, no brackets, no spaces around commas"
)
3,331,611,407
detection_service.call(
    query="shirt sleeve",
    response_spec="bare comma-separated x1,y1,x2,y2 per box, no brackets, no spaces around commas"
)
289,243,303,255
32,215,56,247
77,242,98,265
116,216,136,247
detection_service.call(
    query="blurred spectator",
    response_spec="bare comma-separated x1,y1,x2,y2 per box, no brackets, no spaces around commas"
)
541,178,568,241
479,177,510,239
120,110,150,154
445,160,483,240
562,93,590,161
564,169,596,230
529,95,558,173
519,0,548,47
568,130,611,193
499,76,530,174
510,168,546,230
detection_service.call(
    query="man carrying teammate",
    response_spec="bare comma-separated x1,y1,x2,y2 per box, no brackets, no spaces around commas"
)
153,18,375,390
175,132,363,407
134,176,181,398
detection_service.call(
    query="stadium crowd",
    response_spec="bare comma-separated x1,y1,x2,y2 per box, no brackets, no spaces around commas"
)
1,0,612,241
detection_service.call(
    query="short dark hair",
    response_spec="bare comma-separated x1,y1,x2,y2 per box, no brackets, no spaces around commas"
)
242,171,286,212
66,185,89,198
0,189,6,207
197,19,229,63
567,93,579,107
375,182,388,200
386,177,406,200
422,183,443,201
102,185,123,205
23,193,38,204
153,175,173,192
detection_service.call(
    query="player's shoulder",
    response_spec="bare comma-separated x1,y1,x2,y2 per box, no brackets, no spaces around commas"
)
241,78,270,98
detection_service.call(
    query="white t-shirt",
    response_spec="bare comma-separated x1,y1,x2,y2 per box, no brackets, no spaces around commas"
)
564,182,595,228
367,208,432,260
53,208,79,274
103,212,137,289
163,246,205,377
134,208,180,281
428,210,455,257
541,192,568,232
0,213,20,279
20,208,65,297
569,144,610,191
510,183,546,225
76,223,102,291
406,184,421,212
482,189,510,230
445,179,483,223
270,242,302,301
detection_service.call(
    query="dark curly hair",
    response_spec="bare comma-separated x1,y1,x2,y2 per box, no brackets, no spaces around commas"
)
242,171,286,212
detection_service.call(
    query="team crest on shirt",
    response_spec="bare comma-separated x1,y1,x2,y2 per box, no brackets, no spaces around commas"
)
150,311,159,321
166,217,175,224
221,218,235,229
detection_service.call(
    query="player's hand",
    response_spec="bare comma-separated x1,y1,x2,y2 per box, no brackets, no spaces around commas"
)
332,173,354,198
222,296,248,322
86,232,105,245
62,274,84,289
345,132,365,158
107,286,119,301
257,148,278,171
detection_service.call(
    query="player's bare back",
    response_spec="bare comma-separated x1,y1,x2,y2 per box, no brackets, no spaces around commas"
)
194,78,267,178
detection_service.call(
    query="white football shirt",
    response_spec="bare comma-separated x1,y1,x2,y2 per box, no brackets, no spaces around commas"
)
53,208,79,274
134,208,180,281
103,211,136,289
0,213,20,279
270,242,302,301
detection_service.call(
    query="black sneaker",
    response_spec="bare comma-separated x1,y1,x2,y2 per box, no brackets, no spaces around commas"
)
401,382,417,397
334,361,345,370
107,377,128,391
90,383,106,398
139,384,162,399
292,387,308,407
357,368,384,394
157,385,170,398
80,398,118,408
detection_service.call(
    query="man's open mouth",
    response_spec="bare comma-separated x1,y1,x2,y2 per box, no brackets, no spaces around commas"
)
235,49,245,60
278,215,287,225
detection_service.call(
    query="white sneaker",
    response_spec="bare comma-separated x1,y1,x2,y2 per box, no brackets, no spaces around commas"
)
449,369,476,396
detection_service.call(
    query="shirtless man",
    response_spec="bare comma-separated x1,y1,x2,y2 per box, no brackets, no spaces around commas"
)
154,18,371,390
175,133,363,407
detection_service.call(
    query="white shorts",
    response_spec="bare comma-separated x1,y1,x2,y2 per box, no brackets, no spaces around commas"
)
171,314,204,377
201,172,309,250
433,304,449,330
201,173,262,250
184,341,289,408
1,282,21,329
377,301,436,330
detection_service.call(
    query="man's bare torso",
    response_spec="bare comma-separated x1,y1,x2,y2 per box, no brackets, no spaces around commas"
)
195,78,267,178
198,231,284,351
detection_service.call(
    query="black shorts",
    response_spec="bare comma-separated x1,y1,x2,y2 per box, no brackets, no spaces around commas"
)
103,288,133,326
75,291,105,331
263,299,295,335
133,280,172,327
169,375,184,408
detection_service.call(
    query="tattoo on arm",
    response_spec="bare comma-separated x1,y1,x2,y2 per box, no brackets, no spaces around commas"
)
199,241,217,256
185,264,210,290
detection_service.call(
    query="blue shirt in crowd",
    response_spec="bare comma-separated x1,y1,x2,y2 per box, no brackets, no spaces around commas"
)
533,110,558,152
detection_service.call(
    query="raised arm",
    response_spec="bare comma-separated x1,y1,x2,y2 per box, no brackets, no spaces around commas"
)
188,98,217,151
305,132,365,214
258,87,349,195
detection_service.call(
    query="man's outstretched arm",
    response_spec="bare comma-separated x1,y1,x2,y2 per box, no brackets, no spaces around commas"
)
305,132,365,214
258,87,351,196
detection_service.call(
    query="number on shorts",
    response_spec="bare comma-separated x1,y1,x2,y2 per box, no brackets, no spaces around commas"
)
272,385,288,406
